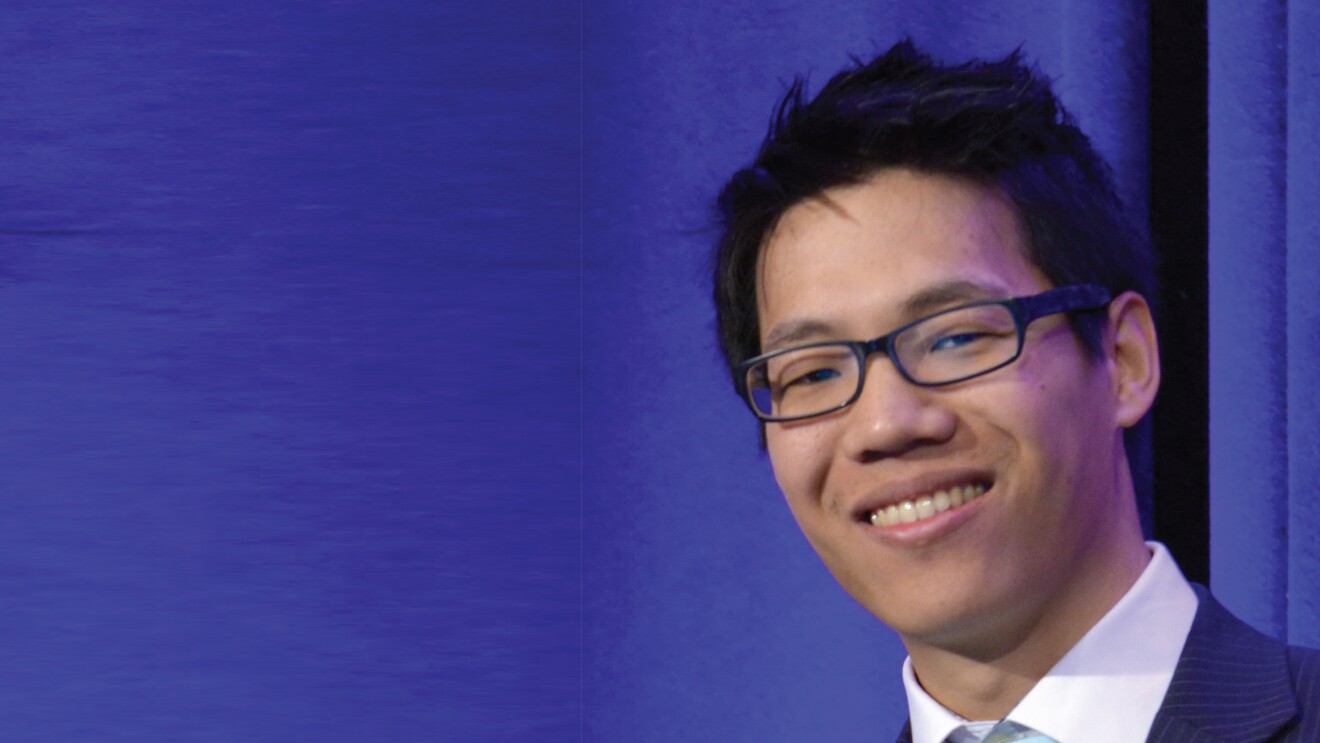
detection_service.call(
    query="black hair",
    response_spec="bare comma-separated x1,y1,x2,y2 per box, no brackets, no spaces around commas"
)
713,40,1154,385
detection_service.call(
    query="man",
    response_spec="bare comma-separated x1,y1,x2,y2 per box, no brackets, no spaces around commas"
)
712,40,1320,743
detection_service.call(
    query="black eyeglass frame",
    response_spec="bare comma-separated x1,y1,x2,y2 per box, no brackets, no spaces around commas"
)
734,283,1114,422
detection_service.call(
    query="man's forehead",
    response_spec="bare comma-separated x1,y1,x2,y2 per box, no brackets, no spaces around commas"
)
753,170,1039,340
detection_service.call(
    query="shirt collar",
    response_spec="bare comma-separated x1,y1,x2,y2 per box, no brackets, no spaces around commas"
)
902,542,1198,743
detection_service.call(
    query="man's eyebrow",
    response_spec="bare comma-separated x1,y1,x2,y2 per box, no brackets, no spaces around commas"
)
899,280,1005,318
760,280,1008,353
761,319,837,353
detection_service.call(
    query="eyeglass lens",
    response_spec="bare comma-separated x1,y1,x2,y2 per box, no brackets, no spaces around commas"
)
746,302,1021,420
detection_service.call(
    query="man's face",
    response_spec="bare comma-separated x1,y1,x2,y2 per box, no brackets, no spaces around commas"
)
757,169,1145,655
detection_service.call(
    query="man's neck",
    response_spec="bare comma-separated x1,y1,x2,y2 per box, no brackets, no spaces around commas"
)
902,534,1151,721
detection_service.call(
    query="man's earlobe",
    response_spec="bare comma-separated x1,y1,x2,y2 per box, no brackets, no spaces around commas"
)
1106,291,1161,428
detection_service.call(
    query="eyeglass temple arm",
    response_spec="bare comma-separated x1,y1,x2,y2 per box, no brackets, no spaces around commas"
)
1014,284,1112,323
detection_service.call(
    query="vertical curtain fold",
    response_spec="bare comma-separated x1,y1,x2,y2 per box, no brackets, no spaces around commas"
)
1285,2,1320,650
1209,0,1319,646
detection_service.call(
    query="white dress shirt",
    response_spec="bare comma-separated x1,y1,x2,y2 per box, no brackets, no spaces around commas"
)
902,542,1198,743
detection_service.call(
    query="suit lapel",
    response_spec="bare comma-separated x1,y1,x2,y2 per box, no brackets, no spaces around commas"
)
1146,584,1298,743
894,587,1298,743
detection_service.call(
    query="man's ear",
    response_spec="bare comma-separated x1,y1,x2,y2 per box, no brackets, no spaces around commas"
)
1105,291,1161,429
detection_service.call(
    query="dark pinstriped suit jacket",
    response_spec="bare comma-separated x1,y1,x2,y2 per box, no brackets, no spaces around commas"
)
894,585,1320,743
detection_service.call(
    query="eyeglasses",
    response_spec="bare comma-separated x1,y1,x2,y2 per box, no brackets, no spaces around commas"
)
735,284,1112,422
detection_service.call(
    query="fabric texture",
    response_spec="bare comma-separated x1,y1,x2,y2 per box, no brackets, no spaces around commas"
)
1207,0,1320,649
979,721,1059,742
1144,585,1320,742
893,586,1320,743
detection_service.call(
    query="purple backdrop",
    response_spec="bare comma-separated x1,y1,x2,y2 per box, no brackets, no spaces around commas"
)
0,2,579,740
3,1,1316,740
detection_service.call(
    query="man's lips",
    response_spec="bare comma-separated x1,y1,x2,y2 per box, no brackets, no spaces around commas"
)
850,475,994,527
865,482,987,527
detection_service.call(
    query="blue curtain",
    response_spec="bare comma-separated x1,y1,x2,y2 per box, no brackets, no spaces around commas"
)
1208,0,1320,648
13,1,1313,738
0,3,580,739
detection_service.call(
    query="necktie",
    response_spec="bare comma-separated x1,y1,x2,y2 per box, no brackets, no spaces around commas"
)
978,720,1060,743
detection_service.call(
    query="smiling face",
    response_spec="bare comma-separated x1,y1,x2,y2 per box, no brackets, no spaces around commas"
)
758,169,1154,661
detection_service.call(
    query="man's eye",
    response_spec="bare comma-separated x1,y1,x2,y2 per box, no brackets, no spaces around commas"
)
930,332,988,352
784,366,842,389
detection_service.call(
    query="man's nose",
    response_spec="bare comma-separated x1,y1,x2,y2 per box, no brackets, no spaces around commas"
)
838,357,957,461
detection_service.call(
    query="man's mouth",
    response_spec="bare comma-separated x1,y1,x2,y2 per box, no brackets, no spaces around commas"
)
865,483,988,527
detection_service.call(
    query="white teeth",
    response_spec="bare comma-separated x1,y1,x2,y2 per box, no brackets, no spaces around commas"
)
914,497,935,519
867,483,987,528
898,501,917,524
933,490,951,511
